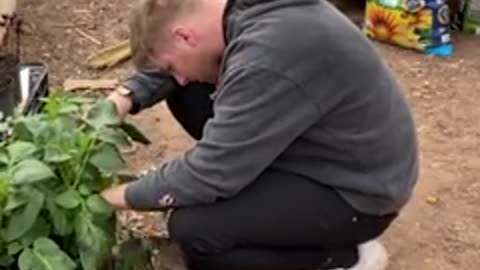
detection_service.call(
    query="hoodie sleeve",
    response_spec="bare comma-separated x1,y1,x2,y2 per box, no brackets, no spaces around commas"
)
121,69,179,114
125,65,321,210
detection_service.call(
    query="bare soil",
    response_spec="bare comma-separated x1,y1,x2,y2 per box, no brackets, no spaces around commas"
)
16,0,480,269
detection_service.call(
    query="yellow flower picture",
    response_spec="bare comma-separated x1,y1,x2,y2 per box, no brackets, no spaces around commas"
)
365,3,405,41
364,1,434,51
403,9,433,29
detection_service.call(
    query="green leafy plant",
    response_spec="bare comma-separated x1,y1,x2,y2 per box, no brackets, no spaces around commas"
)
0,91,150,270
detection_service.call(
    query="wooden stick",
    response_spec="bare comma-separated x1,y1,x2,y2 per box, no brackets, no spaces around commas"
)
0,0,17,45
75,28,101,45
63,79,118,91
49,22,90,28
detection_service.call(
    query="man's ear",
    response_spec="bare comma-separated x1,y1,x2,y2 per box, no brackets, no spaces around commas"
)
172,26,197,47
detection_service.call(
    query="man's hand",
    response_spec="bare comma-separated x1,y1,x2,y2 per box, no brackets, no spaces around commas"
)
101,183,130,210
107,87,133,121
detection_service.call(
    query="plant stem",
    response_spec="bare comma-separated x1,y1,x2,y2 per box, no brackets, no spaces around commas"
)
59,161,78,188
57,164,70,187
73,138,96,189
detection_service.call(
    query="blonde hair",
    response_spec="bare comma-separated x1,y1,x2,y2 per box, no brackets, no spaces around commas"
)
129,0,200,68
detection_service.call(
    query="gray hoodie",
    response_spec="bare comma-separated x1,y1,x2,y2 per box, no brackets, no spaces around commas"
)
124,0,419,216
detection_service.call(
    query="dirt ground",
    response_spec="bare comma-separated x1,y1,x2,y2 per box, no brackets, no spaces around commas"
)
15,0,480,269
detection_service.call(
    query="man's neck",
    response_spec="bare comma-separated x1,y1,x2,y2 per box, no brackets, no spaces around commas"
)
203,0,227,55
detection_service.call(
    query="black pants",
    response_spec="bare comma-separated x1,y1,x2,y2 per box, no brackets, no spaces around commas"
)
164,83,397,270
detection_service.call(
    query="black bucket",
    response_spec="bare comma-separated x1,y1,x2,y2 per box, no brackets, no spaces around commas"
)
0,54,20,117
20,61,49,114
0,78,16,116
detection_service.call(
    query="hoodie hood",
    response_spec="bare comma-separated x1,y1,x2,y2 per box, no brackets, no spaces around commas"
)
222,0,321,42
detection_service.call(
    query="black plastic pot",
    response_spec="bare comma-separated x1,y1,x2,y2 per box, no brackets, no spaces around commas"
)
19,61,49,114
0,77,16,116
0,60,48,141
0,54,20,117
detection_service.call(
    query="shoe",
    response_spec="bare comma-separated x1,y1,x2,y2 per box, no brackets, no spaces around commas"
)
347,240,388,270
319,240,388,270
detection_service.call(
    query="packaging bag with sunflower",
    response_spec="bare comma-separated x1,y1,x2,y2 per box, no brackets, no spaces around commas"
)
364,0,453,56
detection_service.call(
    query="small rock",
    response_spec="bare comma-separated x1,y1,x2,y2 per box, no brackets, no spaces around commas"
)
412,91,422,97
426,195,438,204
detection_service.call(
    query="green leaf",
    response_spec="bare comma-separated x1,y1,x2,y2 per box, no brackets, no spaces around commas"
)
44,146,72,163
0,172,9,204
19,216,51,248
89,143,125,173
53,115,78,134
4,189,29,211
33,237,76,269
0,150,9,164
7,241,23,255
97,127,131,147
12,121,33,142
11,159,56,185
77,131,93,154
66,96,94,105
55,189,82,209
58,103,79,114
7,141,37,163
83,162,101,178
12,116,48,142
79,249,100,270
18,238,76,270
120,122,151,145
4,189,45,241
86,195,113,217
90,175,114,192
0,254,15,267
78,184,92,196
46,200,71,236
18,248,34,270
75,213,95,249
75,212,114,270
85,100,121,128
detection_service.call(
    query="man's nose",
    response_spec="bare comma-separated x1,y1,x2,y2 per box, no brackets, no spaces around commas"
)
174,75,188,86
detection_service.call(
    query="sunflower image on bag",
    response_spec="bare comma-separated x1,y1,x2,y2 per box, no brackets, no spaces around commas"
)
364,0,453,56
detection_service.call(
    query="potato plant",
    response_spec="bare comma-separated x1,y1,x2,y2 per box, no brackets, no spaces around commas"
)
0,91,150,270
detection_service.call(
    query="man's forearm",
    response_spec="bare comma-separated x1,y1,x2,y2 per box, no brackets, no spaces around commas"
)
107,69,179,120
121,69,179,114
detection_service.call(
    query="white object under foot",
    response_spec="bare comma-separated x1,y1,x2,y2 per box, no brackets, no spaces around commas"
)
347,240,388,270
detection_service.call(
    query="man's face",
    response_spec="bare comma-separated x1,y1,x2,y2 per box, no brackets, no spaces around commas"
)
153,27,221,86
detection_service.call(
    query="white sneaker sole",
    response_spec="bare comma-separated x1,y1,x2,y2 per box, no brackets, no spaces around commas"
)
348,240,388,270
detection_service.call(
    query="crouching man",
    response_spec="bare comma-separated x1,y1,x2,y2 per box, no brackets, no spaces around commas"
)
101,0,419,269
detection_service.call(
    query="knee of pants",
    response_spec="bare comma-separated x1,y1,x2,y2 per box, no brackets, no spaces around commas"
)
167,209,197,244
167,209,233,256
